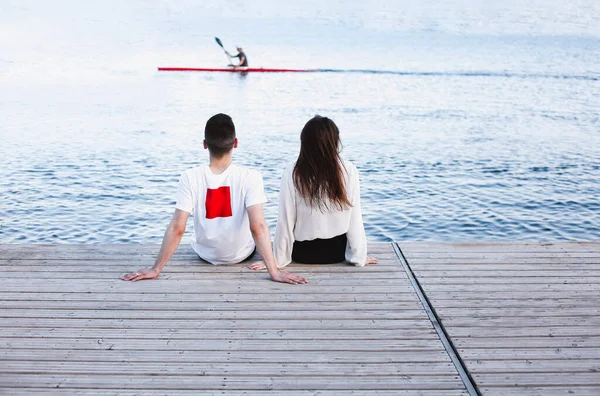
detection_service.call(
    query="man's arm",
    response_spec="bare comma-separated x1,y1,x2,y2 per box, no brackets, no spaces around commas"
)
122,209,190,282
247,204,307,285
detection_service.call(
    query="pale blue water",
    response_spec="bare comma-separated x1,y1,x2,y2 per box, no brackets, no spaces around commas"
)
1,0,599,243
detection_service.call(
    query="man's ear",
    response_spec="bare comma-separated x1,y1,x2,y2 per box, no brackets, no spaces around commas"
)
203,140,208,149
233,138,238,148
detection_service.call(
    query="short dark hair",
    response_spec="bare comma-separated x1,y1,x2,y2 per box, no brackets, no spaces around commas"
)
204,113,236,157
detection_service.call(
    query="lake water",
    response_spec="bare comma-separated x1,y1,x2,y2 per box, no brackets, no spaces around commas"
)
1,0,599,243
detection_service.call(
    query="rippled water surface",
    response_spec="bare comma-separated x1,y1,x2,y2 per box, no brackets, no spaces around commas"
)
1,0,599,243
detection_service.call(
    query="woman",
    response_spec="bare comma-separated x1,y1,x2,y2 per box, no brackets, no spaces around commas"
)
252,115,377,269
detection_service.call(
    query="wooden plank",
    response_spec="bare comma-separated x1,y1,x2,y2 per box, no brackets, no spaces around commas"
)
0,349,453,364
0,327,439,340
0,281,418,294
464,359,600,373
0,308,429,320
414,270,600,278
0,270,408,280
453,336,600,348
0,361,457,375
409,259,600,265
420,284,600,292
0,390,469,396
0,284,419,293
440,316,600,327
399,241,600,252
478,386,600,396
0,272,410,293
434,307,600,317
409,277,599,284
0,263,404,272
0,318,435,330
429,299,600,309
0,374,464,390
0,277,414,288
446,326,600,337
0,292,416,303
0,300,424,311
411,263,600,269
457,348,600,359
473,373,600,386
0,338,446,352
425,291,600,300
403,253,600,260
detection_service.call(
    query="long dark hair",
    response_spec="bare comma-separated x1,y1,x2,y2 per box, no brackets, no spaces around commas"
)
293,116,352,211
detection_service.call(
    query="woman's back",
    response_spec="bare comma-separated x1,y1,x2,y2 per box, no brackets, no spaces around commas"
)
273,116,370,268
286,159,359,241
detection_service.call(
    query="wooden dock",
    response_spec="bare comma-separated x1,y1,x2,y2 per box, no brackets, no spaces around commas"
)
0,242,598,395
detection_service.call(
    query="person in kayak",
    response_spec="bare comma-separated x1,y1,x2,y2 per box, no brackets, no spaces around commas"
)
226,46,248,67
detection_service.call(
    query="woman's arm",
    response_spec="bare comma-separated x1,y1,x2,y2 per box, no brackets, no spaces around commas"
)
345,165,370,266
273,167,297,268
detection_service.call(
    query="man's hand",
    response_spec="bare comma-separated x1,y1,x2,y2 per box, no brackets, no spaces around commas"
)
271,270,308,285
365,256,379,265
121,268,159,282
247,261,307,284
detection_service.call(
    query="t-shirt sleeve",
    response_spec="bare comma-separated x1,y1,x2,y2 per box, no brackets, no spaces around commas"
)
175,172,194,213
245,171,268,208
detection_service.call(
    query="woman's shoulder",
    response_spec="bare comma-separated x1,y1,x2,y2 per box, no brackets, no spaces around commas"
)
341,158,357,168
340,159,359,176
282,162,296,177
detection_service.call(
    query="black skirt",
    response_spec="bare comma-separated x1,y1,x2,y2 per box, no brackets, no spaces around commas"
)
292,234,347,264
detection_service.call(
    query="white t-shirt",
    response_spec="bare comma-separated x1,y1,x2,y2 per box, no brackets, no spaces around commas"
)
273,159,368,268
175,164,267,265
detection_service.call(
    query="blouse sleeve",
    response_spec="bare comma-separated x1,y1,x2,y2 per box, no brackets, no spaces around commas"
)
345,164,368,266
273,167,296,268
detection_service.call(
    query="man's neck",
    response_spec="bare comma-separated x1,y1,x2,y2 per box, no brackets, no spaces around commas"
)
209,154,233,175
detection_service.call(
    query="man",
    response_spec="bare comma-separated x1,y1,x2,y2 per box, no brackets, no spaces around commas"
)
226,46,248,67
122,114,306,285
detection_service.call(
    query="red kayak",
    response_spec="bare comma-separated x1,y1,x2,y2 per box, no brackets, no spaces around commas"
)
158,67,317,73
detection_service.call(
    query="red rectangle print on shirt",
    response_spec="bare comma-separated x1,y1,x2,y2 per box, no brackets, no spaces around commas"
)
205,186,233,219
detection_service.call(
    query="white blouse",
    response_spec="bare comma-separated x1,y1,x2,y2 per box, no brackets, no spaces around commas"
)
273,159,368,268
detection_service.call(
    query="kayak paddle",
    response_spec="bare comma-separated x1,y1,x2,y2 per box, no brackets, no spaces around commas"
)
215,37,232,64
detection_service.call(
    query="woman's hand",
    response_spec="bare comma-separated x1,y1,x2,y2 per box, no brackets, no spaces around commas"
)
365,256,379,265
121,268,159,282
